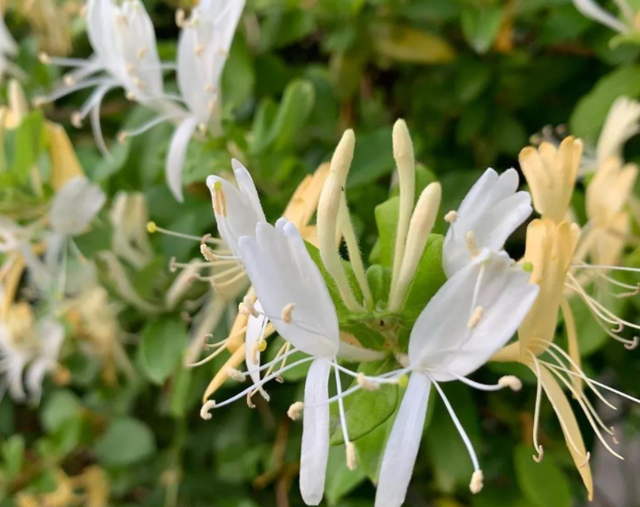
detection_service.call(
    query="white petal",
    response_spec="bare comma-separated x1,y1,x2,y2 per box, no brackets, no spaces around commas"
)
239,221,339,357
300,358,332,505
245,301,267,386
376,372,431,507
231,160,266,222
50,177,106,236
410,251,538,379
572,0,628,32
166,117,199,202
443,168,532,276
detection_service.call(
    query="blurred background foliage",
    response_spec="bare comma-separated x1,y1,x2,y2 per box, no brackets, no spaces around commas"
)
1,0,640,506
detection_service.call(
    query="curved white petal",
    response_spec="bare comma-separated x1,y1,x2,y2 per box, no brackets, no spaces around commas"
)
410,251,538,379
50,177,106,236
206,165,265,259
443,168,532,276
239,221,339,358
167,116,199,202
375,372,431,507
300,358,332,505
572,0,628,32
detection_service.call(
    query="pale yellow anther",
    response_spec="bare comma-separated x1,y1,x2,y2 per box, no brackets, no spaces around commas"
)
212,181,227,218
281,303,295,323
287,401,304,421
470,470,484,494
200,400,216,420
498,375,522,391
444,210,458,223
71,113,83,128
200,243,217,262
118,131,129,144
465,230,479,257
63,74,75,86
239,296,259,318
533,445,544,463
357,373,380,391
38,52,50,64
226,368,246,382
467,306,484,329
346,442,357,471
195,45,205,56
176,9,185,27
137,47,149,59
125,91,136,101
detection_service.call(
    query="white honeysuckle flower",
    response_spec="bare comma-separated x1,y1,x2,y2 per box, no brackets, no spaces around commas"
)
50,177,106,236
110,191,153,269
375,250,538,507
572,0,636,33
201,219,368,506
205,160,266,261
0,302,65,403
165,0,246,201
443,168,532,277
595,96,640,170
37,0,178,155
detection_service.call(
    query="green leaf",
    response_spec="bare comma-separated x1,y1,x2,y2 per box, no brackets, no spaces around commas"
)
401,234,446,322
514,444,571,507
221,34,255,111
139,317,187,385
271,80,316,152
374,196,400,268
40,390,81,433
250,98,279,154
330,358,399,445
461,7,504,54
94,417,156,466
11,110,45,183
325,446,366,505
347,127,394,189
1,435,24,480
570,65,640,140
366,264,392,307
370,22,455,64
73,218,113,259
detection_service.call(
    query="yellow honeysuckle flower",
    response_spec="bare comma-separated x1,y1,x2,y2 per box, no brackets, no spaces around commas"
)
519,136,582,223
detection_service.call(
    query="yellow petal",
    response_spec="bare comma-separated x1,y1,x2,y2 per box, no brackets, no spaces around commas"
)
46,122,85,190
283,162,330,228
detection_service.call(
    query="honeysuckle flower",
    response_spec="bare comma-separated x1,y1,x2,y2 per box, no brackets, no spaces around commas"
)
205,159,266,262
317,120,442,314
572,0,639,34
593,97,640,172
442,168,532,277
519,136,582,223
575,156,638,267
0,298,65,402
166,0,246,201
37,0,177,155
201,219,364,505
375,251,538,507
110,192,153,270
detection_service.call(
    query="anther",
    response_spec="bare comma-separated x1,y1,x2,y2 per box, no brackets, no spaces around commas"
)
281,303,295,324
611,427,619,445
498,375,522,392
63,74,75,86
212,181,227,217
118,131,129,144
200,400,216,420
125,91,136,101
175,9,185,27
38,52,50,64
465,230,479,257
578,452,591,468
469,470,484,494
467,306,484,329
246,392,255,408
346,442,357,471
205,84,216,93
147,221,157,233
239,296,259,317
71,112,83,128
396,374,409,388
195,45,205,56
227,368,246,382
169,257,178,273
287,401,304,421
137,47,148,59
444,210,458,223
357,373,380,391
624,336,639,350
533,445,544,463
250,341,261,365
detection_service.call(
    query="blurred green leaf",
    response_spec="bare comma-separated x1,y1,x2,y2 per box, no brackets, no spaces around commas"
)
370,22,456,64
40,390,81,433
514,444,571,507
1,435,25,480
11,110,45,184
325,445,366,505
461,6,504,54
94,417,156,466
139,317,187,385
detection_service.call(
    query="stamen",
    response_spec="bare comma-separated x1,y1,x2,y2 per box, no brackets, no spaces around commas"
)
334,363,354,466
529,353,544,462
467,306,484,329
239,296,259,317
281,303,295,323
498,376,522,391
346,442,357,471
357,373,380,391
466,231,479,257
288,401,304,420
146,222,225,245
444,210,458,223
200,400,216,420
470,470,484,494
226,368,246,382
176,9,185,27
